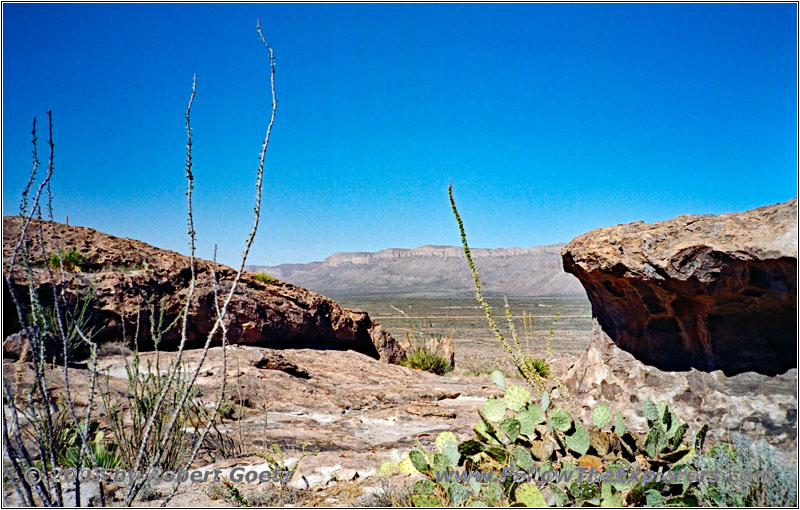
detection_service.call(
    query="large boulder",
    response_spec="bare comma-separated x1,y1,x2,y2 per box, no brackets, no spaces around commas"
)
563,319,797,449
3,217,405,363
562,199,797,376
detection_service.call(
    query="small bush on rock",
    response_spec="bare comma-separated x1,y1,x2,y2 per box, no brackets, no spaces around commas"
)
253,272,276,284
48,247,84,272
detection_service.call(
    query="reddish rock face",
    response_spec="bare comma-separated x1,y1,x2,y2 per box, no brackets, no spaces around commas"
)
3,217,405,363
562,199,797,376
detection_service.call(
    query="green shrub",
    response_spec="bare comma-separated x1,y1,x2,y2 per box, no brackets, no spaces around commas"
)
253,272,276,284
48,247,85,272
401,347,452,375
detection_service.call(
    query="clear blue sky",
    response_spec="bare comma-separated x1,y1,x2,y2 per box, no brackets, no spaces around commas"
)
3,3,797,266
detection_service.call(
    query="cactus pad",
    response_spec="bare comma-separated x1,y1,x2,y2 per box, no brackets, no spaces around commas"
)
504,384,531,412
550,407,573,431
409,450,429,472
410,495,442,507
397,456,419,474
436,431,458,453
565,422,591,455
592,404,612,429
379,461,396,476
515,484,547,507
413,479,435,494
517,404,545,435
490,370,506,391
642,401,659,422
614,412,626,436
482,398,508,422
500,418,521,442
449,484,471,506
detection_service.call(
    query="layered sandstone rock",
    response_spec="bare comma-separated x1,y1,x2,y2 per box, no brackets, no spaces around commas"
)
2,217,404,363
562,199,797,376
563,320,797,448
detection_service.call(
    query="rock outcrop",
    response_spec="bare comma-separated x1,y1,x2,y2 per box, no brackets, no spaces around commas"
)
564,320,797,449
562,199,797,376
2,217,404,363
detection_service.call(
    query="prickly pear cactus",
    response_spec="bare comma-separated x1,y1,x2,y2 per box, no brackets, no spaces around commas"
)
550,407,573,431
565,422,591,455
490,370,506,391
592,403,612,429
515,483,547,507
517,404,545,435
500,418,521,442
409,450,429,473
436,431,458,453
642,400,659,422
397,456,420,474
379,461,396,475
504,384,531,412
413,479,435,494
449,484,471,506
410,494,442,507
482,398,507,423
614,412,625,436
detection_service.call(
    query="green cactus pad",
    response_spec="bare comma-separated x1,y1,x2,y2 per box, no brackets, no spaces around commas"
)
490,370,507,391
592,404,612,429
514,445,534,472
410,494,442,507
379,461,396,476
469,478,481,497
481,482,504,506
436,431,458,453
642,401,659,422
614,412,626,436
413,479,436,495
657,401,668,421
500,418,521,442
468,501,487,507
565,422,591,455
458,439,485,456
517,404,545,435
482,398,508,422
433,452,452,469
515,484,546,507
409,450,429,472
550,407,573,431
443,442,461,465
541,390,550,411
397,456,419,474
449,484,471,506
550,483,569,506
504,384,531,412
644,424,666,458
694,424,708,452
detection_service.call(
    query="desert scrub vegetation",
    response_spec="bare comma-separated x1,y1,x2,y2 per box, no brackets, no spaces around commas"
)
47,247,84,272
252,271,276,283
2,22,278,506
392,304,454,375
383,374,796,507
400,345,452,375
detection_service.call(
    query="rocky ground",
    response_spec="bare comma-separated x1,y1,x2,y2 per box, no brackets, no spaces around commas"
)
2,346,521,506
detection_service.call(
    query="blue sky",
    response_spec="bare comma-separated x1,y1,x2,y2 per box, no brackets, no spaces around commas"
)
3,3,797,266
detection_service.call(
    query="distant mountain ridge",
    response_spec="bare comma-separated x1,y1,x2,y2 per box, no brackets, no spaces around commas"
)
246,244,586,297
